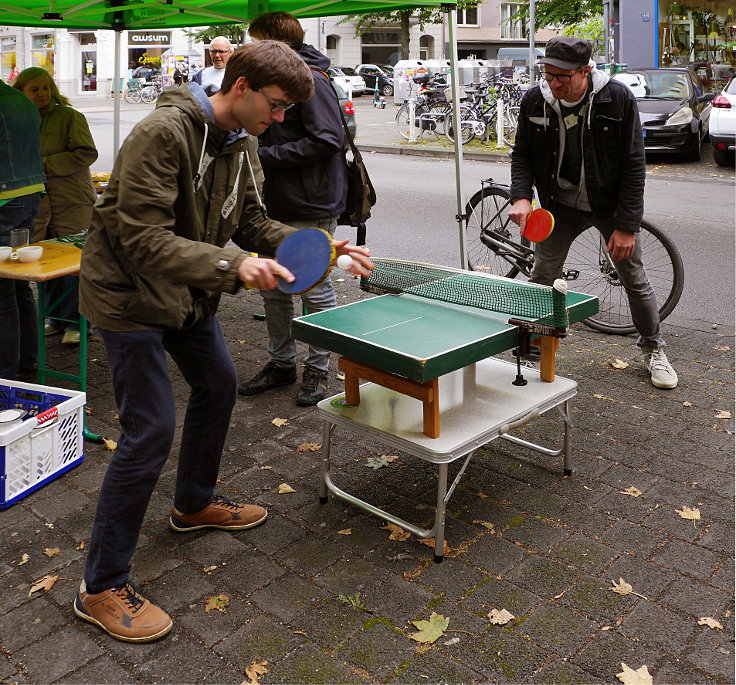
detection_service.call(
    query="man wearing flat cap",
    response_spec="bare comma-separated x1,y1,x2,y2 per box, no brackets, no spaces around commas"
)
509,36,678,389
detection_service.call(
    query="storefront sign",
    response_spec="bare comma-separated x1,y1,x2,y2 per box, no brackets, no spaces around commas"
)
129,31,171,45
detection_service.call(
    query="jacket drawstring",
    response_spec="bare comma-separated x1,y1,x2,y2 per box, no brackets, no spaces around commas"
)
192,121,209,193
244,147,263,208
221,151,245,219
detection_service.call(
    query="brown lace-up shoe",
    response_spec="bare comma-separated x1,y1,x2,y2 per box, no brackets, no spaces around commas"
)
169,495,268,532
73,581,172,643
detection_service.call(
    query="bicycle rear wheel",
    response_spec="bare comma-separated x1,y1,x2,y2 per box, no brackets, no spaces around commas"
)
124,88,141,104
465,185,531,278
445,106,478,145
563,220,684,335
140,86,158,104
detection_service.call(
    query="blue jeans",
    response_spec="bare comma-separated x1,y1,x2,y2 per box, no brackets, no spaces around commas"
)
0,194,40,378
84,316,237,592
260,218,338,373
530,203,665,349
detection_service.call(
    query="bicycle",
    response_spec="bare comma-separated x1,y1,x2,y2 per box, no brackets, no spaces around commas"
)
395,74,451,140
123,79,143,104
464,178,685,335
140,76,164,104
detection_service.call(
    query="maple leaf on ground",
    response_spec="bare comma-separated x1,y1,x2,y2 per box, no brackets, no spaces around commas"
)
675,506,701,527
715,410,732,419
619,486,643,497
29,575,58,597
297,443,320,452
409,612,449,644
366,456,389,469
278,483,296,494
472,520,496,532
381,523,410,541
616,663,653,685
609,358,629,369
610,578,648,600
43,547,61,558
204,594,230,613
682,401,693,407
417,537,452,555
103,438,117,451
18,553,29,566
242,659,268,685
698,616,724,630
271,418,289,427
488,608,515,625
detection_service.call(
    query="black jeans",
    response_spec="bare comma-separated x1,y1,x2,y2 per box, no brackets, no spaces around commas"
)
84,316,237,592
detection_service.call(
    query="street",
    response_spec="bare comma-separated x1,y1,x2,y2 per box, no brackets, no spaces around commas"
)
79,95,735,331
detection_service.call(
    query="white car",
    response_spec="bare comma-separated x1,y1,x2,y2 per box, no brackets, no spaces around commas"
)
710,76,736,166
328,67,366,96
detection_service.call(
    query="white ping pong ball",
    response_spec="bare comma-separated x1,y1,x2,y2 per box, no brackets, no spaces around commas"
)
337,255,353,270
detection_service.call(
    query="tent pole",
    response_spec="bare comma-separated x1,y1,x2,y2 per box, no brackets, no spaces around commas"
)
113,28,121,162
445,5,466,269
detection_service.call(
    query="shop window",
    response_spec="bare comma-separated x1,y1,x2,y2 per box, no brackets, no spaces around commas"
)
1,36,16,81
31,33,55,77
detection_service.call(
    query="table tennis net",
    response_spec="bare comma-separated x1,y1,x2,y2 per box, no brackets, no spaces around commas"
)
361,259,568,328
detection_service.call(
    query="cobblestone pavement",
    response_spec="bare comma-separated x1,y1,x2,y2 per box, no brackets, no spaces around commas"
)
1,272,733,683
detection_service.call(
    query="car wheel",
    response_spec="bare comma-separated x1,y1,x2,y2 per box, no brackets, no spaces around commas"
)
684,128,702,161
713,146,735,167
381,84,394,97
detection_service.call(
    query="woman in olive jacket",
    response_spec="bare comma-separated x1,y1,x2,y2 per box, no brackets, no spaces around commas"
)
13,68,98,345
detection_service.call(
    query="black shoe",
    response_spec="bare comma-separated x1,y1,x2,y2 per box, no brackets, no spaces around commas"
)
238,361,297,396
295,367,328,406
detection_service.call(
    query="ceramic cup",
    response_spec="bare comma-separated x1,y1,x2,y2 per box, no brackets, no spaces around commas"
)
16,245,43,263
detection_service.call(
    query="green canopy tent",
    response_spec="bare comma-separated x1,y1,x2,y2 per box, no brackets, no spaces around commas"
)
0,0,469,265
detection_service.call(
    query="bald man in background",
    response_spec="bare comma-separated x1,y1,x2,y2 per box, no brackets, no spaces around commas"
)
193,36,233,95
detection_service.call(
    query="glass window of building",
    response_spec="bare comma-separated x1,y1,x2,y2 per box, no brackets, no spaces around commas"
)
1,36,16,81
31,33,55,76
500,3,525,40
458,7,479,27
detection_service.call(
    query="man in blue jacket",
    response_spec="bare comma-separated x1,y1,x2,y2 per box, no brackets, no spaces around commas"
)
238,12,349,405
0,81,45,380
509,37,678,389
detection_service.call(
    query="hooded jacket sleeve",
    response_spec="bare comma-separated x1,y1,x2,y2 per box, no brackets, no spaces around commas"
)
510,88,538,204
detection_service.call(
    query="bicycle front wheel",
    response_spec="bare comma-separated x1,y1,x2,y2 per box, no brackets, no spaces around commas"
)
445,106,478,145
140,86,157,104
395,103,412,139
465,185,530,278
564,220,684,335
124,88,141,104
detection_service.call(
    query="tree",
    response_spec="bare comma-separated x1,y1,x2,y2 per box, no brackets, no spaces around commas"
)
512,0,603,30
340,0,479,61
183,24,250,45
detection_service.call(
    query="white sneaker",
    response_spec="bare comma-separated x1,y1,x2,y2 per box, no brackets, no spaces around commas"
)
643,347,678,389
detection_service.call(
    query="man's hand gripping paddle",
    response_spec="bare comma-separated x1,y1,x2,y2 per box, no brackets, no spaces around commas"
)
275,228,336,294
522,208,555,243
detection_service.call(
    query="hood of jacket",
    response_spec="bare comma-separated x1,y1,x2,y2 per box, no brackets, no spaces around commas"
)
297,43,331,71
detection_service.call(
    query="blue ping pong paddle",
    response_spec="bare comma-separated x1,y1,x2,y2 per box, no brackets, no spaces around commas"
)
276,228,336,294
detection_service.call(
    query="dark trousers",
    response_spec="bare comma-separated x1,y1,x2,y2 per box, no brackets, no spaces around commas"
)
84,316,237,592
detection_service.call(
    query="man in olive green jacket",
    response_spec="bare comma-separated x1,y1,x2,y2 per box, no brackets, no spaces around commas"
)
75,41,371,644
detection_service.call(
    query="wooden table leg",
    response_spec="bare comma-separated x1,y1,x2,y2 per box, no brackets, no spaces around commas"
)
539,336,560,382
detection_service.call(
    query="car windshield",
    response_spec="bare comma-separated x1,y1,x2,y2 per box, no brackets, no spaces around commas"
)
614,70,692,99
339,67,358,76
332,82,347,99
329,68,345,77
380,65,394,76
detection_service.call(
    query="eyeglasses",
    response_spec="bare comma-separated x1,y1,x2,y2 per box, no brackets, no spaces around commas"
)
209,48,231,55
541,70,582,84
257,88,296,112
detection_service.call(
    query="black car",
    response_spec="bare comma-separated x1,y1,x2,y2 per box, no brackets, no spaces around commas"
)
613,67,715,161
356,64,394,97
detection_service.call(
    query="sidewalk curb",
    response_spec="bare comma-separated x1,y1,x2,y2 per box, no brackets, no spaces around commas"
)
357,142,511,163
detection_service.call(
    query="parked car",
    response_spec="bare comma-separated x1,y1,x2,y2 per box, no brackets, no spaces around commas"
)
709,75,736,166
328,67,366,96
332,81,356,138
613,67,714,161
356,64,395,97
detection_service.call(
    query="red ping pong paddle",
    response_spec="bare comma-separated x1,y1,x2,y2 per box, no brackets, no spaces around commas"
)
522,208,555,243
275,228,336,294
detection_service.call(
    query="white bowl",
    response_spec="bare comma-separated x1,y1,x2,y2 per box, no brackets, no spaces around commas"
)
16,246,43,263
0,246,11,262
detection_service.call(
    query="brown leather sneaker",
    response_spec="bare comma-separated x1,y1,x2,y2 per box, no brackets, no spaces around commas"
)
169,495,268,532
73,582,172,643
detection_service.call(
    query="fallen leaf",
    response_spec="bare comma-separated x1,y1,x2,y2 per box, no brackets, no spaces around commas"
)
616,663,653,685
409,612,449,643
271,418,289,427
243,659,268,685
609,358,629,369
29,575,58,597
610,577,649,600
204,594,229,613
698,616,723,630
18,553,29,566
203,565,218,573
336,373,345,380
43,547,61,558
366,456,390,469
476,492,489,498
472,520,496,532
297,443,320,452
260,465,272,470
715,410,732,419
619,486,643,498
714,345,731,351
443,637,460,646
488,608,515,625
593,393,614,401
77,540,85,550
380,455,400,463
278,483,296,494
675,506,701,521
381,523,410,541
682,401,693,407
293,630,307,635
417,538,452,555
337,528,352,536
234,339,247,344
103,438,117,451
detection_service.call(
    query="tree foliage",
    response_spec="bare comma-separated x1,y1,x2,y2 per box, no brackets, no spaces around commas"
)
183,24,249,45
513,0,603,30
